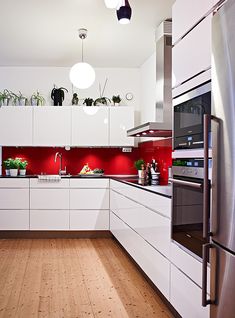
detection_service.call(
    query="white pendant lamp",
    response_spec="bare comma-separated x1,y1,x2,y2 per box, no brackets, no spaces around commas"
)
104,0,122,9
69,29,95,89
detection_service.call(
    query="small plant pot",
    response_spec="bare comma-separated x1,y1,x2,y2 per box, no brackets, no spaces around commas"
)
19,98,27,106
19,169,26,176
10,169,18,177
138,170,144,179
5,169,10,176
3,98,9,106
31,98,37,106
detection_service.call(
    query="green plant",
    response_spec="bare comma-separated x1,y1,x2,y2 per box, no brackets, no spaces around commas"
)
134,159,145,170
83,98,94,106
18,159,28,170
8,158,20,169
112,95,121,104
3,159,11,169
94,97,111,105
31,91,45,106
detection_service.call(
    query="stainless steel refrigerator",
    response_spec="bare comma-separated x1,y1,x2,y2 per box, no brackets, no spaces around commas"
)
203,0,235,317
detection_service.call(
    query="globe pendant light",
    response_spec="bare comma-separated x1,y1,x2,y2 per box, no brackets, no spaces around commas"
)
104,0,121,9
116,0,132,24
69,29,95,89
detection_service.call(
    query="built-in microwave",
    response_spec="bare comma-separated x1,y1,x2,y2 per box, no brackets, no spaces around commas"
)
173,82,211,150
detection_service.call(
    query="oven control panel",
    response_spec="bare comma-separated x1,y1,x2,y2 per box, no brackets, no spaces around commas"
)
172,158,212,179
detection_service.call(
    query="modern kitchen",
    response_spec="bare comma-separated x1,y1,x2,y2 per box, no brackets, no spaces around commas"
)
0,0,234,317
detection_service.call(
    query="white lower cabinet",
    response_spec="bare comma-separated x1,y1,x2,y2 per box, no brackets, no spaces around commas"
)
30,189,70,210
0,189,29,210
70,210,109,230
110,212,170,299
30,210,69,230
0,210,29,230
70,189,109,210
170,264,209,318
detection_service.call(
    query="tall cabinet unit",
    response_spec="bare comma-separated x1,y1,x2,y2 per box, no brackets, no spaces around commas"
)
0,107,33,146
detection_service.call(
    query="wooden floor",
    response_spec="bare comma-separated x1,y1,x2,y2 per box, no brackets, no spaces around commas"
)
0,238,174,318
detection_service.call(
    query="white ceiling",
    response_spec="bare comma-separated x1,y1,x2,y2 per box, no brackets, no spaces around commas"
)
0,0,174,68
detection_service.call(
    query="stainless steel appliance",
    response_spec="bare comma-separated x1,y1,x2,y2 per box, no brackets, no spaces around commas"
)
170,158,211,258
173,82,211,150
201,0,235,317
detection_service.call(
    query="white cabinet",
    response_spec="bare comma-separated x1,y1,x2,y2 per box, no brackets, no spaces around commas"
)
170,264,209,318
70,210,109,230
110,212,170,300
172,14,212,87
0,210,29,230
70,189,109,210
30,210,69,230
30,188,69,210
70,178,109,189
33,107,71,146
0,188,29,210
71,107,109,146
0,107,33,146
110,190,171,257
109,107,134,146
172,0,213,44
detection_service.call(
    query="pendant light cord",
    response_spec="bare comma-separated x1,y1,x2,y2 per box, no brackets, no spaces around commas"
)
82,38,84,62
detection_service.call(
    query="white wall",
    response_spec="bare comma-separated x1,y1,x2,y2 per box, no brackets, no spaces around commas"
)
0,67,140,118
140,52,156,123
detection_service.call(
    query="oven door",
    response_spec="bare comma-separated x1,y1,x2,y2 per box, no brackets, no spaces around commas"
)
173,82,211,148
171,176,208,258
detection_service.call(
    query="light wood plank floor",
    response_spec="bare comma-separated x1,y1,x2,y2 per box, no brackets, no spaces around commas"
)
0,238,174,318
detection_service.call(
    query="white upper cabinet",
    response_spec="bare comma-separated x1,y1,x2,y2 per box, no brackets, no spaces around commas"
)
172,0,214,44
0,107,33,146
33,107,71,146
109,107,134,146
71,107,109,147
172,14,212,87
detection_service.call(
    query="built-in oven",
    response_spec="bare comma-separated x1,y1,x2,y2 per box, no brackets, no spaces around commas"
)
169,158,212,259
173,82,211,150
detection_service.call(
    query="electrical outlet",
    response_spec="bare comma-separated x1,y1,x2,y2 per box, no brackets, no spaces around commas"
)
122,147,132,153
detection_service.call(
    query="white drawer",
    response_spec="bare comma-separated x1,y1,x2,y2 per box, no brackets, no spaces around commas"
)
70,210,109,230
0,178,29,188
110,212,170,300
111,190,170,257
170,242,210,290
30,178,69,188
30,210,69,230
110,180,171,218
70,189,109,210
70,178,109,188
0,210,29,230
170,264,209,318
30,189,69,210
0,188,29,209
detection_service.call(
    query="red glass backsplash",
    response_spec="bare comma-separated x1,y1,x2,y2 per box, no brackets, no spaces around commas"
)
2,139,172,183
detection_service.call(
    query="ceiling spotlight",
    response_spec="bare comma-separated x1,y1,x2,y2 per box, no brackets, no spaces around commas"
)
104,0,122,9
69,28,95,89
116,0,132,24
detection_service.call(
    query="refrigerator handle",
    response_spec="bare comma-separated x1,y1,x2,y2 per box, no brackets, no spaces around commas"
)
203,114,210,239
202,243,214,307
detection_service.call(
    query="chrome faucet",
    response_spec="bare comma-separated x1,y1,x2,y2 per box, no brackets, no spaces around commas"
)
54,152,67,175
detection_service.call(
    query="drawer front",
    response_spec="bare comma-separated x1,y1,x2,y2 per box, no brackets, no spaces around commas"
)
0,178,29,188
111,190,170,257
70,179,109,189
30,178,69,188
70,189,109,210
30,210,69,230
0,189,29,209
110,180,171,218
30,189,69,210
170,264,209,318
0,210,29,230
70,210,109,230
110,212,170,300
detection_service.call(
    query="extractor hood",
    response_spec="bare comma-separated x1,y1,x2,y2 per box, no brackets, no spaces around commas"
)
127,20,172,138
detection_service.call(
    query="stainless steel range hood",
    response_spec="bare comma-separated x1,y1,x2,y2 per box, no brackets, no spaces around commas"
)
127,20,172,138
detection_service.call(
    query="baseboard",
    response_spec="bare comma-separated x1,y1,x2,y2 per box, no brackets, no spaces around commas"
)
0,230,112,239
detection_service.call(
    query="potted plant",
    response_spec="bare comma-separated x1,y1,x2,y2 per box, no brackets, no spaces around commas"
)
112,95,121,106
30,91,45,106
14,91,28,106
134,159,145,179
9,158,20,177
83,98,94,106
3,159,11,176
0,89,12,106
18,159,28,176
94,96,111,106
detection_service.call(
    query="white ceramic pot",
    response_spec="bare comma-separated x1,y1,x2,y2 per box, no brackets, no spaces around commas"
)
5,169,10,176
31,98,37,106
19,169,26,176
10,169,18,177
3,98,9,106
19,98,27,106
138,170,144,179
